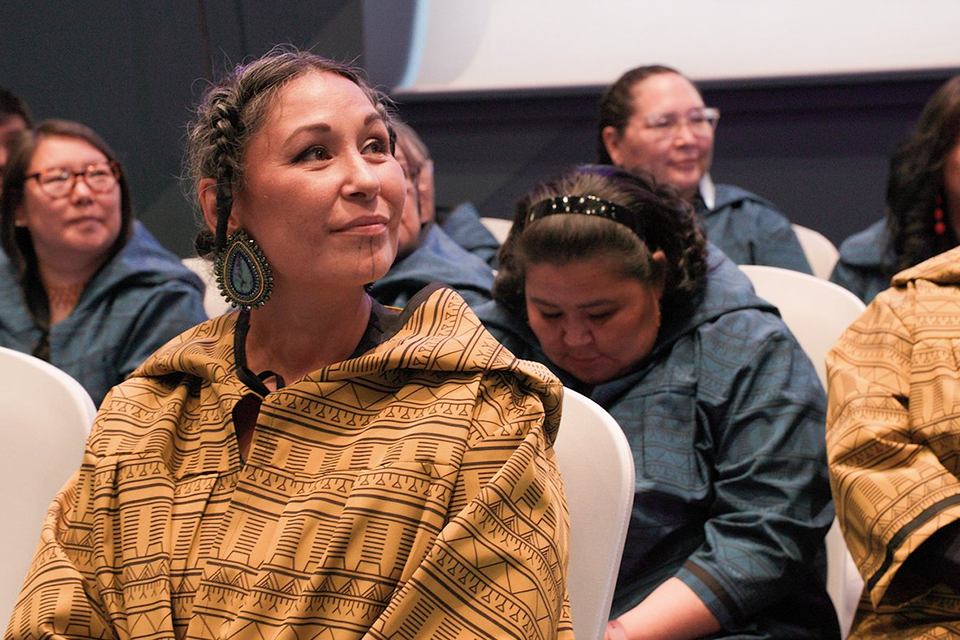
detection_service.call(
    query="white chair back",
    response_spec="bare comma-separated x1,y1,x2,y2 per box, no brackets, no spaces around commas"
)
738,265,865,638
480,217,512,244
553,387,635,640
792,223,840,280
0,347,96,624
182,256,232,317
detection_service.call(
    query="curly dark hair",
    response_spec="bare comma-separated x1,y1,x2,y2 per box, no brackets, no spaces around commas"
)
492,165,707,318
886,74,960,274
184,46,396,258
597,64,683,165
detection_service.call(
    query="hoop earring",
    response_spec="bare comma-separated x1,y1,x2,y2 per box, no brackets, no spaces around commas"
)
215,230,273,309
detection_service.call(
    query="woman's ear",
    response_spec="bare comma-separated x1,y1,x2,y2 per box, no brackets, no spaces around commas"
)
651,249,668,298
198,179,219,234
198,178,239,236
602,126,624,166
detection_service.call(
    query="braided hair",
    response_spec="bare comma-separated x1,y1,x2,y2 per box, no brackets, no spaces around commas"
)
185,46,395,258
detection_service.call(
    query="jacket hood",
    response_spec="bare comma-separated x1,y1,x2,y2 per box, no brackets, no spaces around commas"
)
84,221,204,302
648,244,776,360
836,219,892,269
891,243,960,287
136,286,561,409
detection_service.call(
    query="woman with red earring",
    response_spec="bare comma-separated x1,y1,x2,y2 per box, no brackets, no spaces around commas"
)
831,74,960,303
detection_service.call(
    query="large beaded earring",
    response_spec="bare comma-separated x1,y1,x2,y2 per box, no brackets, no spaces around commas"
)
215,230,273,309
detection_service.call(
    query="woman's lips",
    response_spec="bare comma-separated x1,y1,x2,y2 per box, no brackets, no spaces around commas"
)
334,216,390,235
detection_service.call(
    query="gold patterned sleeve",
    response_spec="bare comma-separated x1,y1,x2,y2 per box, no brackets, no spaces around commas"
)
5,449,116,639
366,370,573,640
826,288,960,608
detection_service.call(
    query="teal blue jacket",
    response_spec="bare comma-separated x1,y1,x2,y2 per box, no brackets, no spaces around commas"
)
476,248,838,638
0,222,207,407
829,218,892,304
370,223,494,311
437,202,500,268
699,184,813,275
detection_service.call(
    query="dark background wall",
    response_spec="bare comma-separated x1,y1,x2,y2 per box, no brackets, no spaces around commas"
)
2,2,955,254
396,69,958,247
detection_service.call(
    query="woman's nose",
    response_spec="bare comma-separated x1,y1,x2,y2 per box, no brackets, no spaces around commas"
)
561,320,592,347
342,152,380,200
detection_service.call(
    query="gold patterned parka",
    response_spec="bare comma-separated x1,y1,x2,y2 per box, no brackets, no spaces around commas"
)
827,245,960,638
6,287,571,639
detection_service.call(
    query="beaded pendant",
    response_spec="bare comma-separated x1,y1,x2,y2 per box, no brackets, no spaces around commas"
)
215,230,273,309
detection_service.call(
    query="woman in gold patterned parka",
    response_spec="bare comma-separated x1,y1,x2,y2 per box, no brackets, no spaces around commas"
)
828,244,960,638
5,48,571,639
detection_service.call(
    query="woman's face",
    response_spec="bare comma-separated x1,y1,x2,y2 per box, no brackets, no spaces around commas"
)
603,72,714,200
525,256,664,385
942,136,960,234
15,135,122,268
227,71,405,291
394,143,426,259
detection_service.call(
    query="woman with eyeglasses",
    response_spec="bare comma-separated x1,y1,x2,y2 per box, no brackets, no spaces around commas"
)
478,165,839,639
0,119,206,406
598,65,813,274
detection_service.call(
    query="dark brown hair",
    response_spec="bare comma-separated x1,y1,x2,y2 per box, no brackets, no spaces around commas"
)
0,87,33,128
493,165,707,317
886,74,960,273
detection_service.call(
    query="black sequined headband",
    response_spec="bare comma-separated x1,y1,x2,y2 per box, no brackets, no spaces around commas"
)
525,194,644,239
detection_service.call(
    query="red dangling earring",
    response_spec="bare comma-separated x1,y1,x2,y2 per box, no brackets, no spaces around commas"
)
934,195,947,236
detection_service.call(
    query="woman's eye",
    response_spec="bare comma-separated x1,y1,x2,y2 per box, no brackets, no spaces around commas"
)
588,311,614,321
295,146,329,162
539,311,562,321
363,137,389,155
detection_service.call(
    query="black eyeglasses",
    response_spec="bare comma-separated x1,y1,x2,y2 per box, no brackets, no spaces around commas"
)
25,162,120,199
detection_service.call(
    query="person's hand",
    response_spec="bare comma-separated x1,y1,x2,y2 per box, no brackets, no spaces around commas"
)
605,619,629,640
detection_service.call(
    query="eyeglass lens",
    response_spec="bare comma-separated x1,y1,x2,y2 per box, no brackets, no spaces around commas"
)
644,108,719,137
36,164,117,197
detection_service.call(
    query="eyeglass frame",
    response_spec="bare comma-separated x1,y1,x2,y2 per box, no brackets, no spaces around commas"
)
24,161,121,199
633,107,720,138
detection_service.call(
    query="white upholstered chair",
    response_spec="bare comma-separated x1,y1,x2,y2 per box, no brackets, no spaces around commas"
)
479,216,513,244
0,347,97,624
553,387,635,640
182,256,232,317
792,223,840,281
739,265,866,638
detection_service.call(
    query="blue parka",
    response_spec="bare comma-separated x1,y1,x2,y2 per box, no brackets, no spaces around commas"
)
436,201,500,268
0,221,207,407
475,248,838,638
828,218,893,304
370,223,494,311
699,184,813,275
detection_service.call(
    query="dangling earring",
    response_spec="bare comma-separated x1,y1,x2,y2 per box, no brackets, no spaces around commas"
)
215,230,273,309
934,195,947,237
